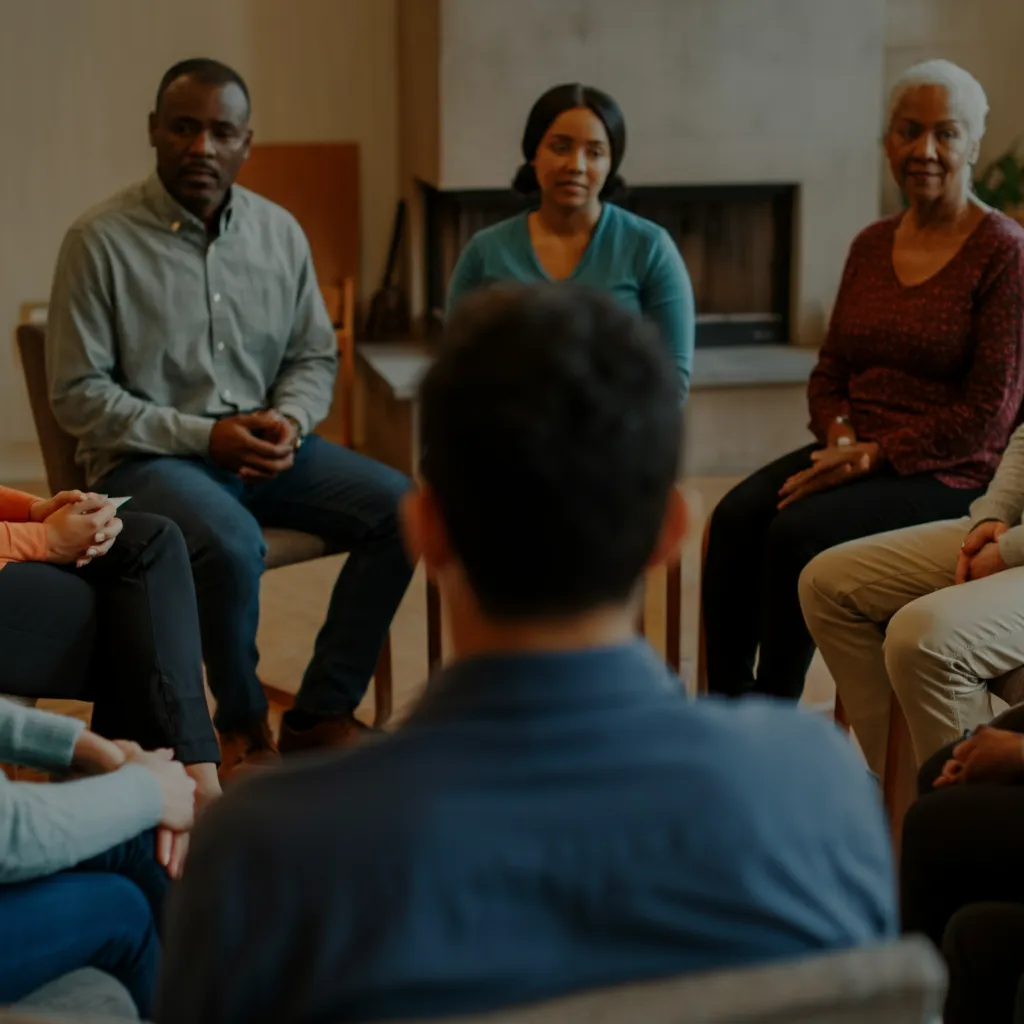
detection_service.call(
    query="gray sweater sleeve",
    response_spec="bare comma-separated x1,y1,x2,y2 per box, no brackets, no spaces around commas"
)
0,699,163,883
0,698,84,770
0,765,163,884
970,423,1024,567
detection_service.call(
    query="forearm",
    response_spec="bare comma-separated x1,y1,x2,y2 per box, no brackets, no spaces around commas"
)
52,378,213,460
270,351,338,434
0,699,83,770
970,424,1024,528
0,766,162,883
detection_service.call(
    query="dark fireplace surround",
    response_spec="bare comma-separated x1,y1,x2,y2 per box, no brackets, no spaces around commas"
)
422,181,796,347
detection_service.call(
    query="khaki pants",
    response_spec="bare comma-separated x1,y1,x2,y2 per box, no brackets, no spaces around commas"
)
799,518,1024,776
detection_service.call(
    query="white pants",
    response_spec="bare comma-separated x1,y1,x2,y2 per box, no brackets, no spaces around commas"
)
799,518,1024,776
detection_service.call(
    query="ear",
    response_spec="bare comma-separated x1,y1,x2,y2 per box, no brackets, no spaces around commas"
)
968,136,981,166
646,485,688,570
148,111,158,148
241,127,254,162
400,483,453,578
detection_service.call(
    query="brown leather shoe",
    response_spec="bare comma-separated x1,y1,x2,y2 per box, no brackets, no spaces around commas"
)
277,713,372,756
218,718,280,783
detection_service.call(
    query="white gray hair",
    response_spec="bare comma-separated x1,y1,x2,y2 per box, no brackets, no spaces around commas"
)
887,59,988,142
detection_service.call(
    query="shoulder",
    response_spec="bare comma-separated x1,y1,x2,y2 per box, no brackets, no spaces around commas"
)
463,213,528,255
847,214,900,257
976,211,1024,268
604,203,673,250
61,180,151,250
679,698,882,823
233,186,310,253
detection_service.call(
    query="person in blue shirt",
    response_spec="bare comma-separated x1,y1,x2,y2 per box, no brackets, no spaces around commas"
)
158,285,895,1024
446,83,696,401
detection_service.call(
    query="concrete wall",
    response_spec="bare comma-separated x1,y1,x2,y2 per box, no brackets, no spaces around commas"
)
0,0,397,481
436,0,887,350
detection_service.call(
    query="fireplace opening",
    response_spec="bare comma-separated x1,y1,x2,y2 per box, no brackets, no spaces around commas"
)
422,182,796,348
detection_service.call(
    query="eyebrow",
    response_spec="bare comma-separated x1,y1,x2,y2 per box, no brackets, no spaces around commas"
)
550,133,608,146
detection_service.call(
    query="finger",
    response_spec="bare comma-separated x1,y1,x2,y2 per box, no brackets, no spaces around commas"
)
955,552,970,585
241,453,294,475
156,827,173,867
169,833,190,880
91,539,116,558
154,748,175,760
239,431,293,460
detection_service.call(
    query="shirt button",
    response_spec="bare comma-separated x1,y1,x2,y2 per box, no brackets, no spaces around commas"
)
213,293,222,303
171,221,181,232
217,342,226,352
222,389,233,401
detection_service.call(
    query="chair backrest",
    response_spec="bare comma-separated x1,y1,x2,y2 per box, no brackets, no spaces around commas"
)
15,324,86,493
419,938,946,1024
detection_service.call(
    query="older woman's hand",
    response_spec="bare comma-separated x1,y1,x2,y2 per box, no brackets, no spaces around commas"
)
777,442,884,510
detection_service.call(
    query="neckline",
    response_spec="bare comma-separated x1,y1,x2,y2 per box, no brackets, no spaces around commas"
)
889,209,994,290
523,204,609,282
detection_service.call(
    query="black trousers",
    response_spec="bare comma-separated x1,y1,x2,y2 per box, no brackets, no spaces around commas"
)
701,444,983,699
903,705,1024,1023
0,512,218,764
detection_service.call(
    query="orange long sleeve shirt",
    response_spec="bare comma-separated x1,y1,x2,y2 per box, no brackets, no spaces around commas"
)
0,487,47,567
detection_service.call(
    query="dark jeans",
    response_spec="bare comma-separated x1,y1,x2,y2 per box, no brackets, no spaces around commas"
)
0,832,168,1017
903,705,1024,1023
0,512,218,764
702,444,983,699
98,436,413,731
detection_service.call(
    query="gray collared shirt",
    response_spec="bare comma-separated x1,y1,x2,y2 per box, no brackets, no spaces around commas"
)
46,173,338,484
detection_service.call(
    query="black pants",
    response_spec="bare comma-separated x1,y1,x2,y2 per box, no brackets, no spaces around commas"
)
0,512,218,764
903,705,1024,1023
701,444,983,698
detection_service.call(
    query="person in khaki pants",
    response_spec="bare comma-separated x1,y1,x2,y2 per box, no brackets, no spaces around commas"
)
799,422,1024,777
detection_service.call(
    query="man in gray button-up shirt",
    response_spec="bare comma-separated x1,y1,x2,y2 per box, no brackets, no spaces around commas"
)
46,58,413,771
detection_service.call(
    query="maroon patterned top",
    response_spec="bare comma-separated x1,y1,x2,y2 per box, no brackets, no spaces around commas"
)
808,211,1024,487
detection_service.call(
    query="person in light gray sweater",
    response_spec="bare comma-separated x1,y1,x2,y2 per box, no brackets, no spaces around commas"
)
800,420,1024,778
0,697,195,1017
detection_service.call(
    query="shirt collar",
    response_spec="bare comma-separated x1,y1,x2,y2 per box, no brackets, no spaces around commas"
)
407,640,680,724
142,171,241,236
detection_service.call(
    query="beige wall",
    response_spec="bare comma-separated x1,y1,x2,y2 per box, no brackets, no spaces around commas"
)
0,0,397,481
884,0,1024,213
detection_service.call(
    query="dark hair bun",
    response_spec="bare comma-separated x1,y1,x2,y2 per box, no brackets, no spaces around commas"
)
512,163,540,195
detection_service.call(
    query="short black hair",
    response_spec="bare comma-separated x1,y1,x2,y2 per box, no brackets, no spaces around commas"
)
155,58,251,115
513,83,627,199
420,285,682,620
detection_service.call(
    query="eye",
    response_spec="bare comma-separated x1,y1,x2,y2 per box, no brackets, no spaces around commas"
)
587,146,606,160
550,140,571,154
937,129,957,141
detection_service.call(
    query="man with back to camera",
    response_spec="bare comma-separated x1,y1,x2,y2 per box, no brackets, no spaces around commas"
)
45,58,413,775
157,285,896,1023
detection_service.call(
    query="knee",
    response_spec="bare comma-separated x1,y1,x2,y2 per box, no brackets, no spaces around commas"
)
883,598,953,691
190,524,266,583
91,875,156,940
118,512,188,559
798,548,848,624
709,477,765,539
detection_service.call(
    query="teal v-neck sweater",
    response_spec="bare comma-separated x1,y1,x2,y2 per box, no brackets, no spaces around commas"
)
445,204,695,401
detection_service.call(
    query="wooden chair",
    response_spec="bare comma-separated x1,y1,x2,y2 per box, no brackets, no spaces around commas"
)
321,276,357,448
425,559,683,674
15,323,393,728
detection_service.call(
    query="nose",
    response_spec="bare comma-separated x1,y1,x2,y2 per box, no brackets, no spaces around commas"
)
187,129,216,157
912,131,938,161
563,146,587,174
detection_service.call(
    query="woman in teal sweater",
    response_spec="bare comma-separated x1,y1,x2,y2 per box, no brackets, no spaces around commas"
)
446,83,695,400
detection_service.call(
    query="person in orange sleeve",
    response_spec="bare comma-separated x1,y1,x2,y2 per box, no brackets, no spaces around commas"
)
0,486,219,828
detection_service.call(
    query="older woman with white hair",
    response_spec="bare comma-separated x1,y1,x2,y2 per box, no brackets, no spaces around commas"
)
705,60,1024,709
